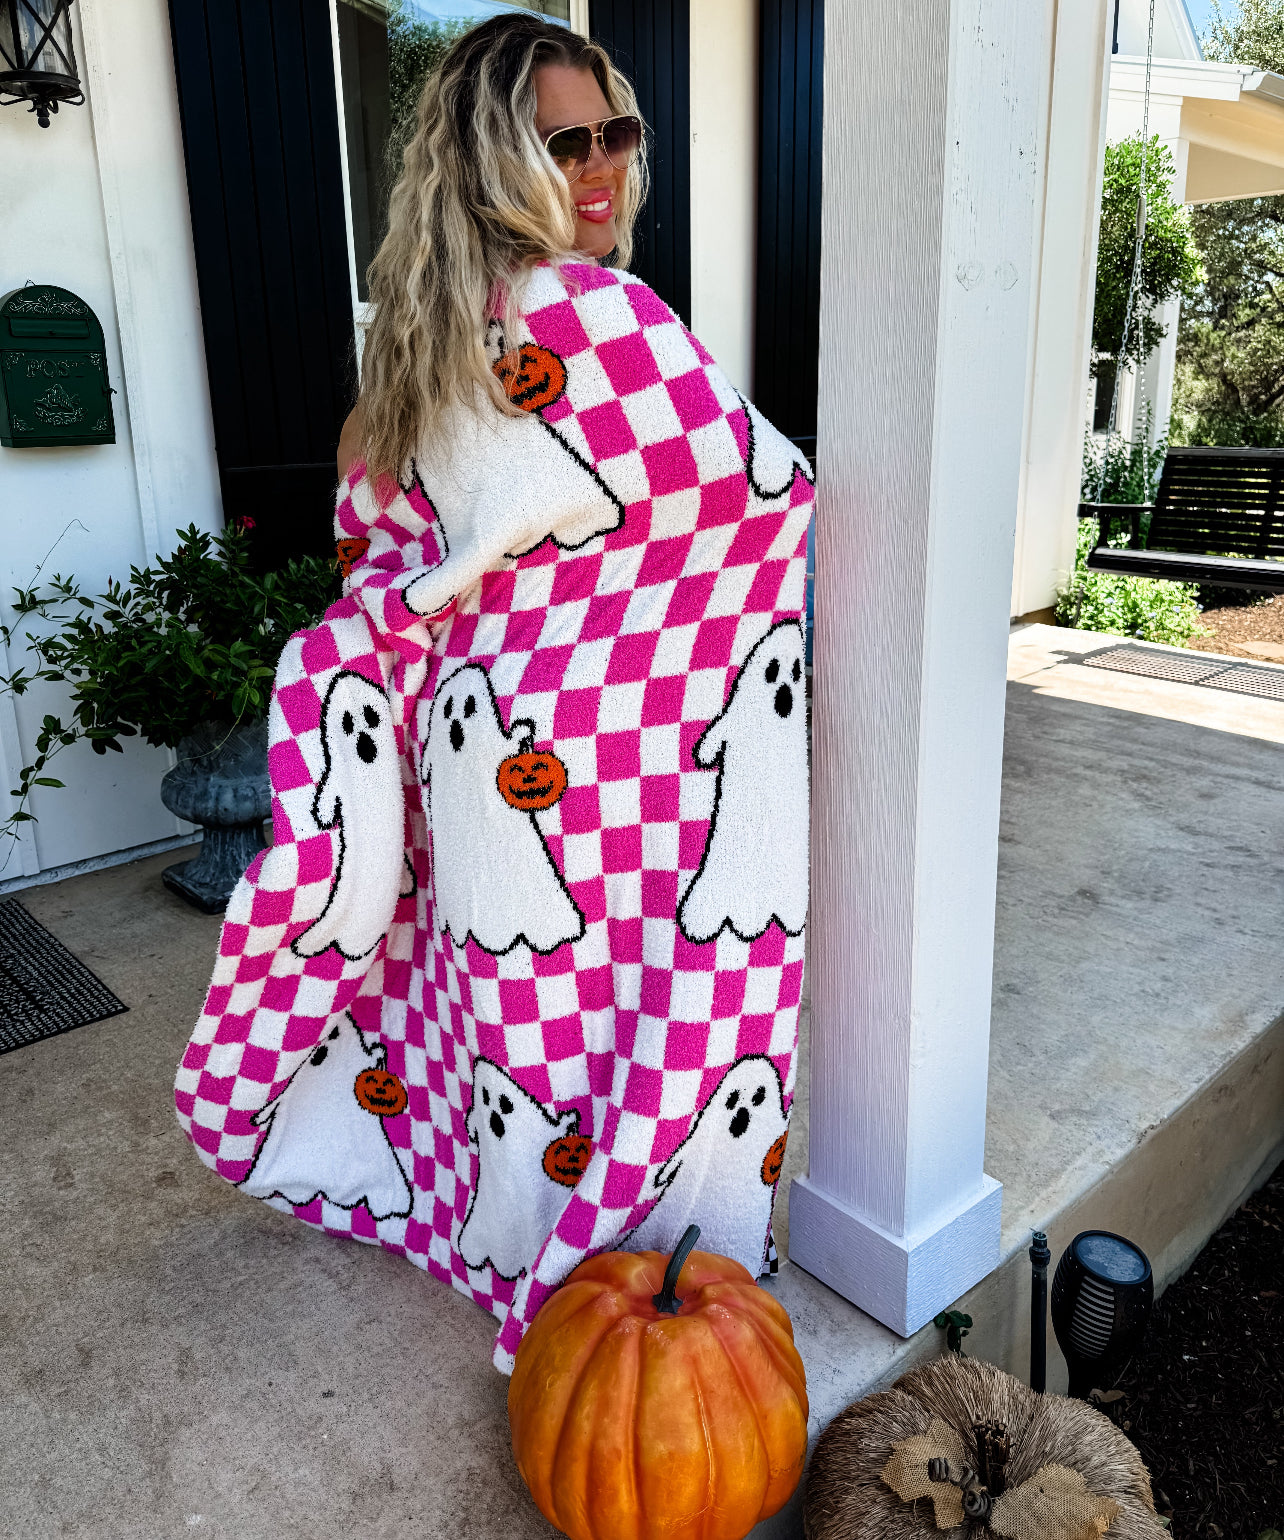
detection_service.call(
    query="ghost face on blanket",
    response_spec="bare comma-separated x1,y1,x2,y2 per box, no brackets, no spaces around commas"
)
292,671,411,962
420,664,584,956
238,1015,412,1220
457,1059,581,1281
627,1055,789,1275
679,619,809,944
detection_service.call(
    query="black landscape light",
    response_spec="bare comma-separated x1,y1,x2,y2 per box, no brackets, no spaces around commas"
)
1029,1229,1051,1392
1051,1230,1154,1399
0,0,83,128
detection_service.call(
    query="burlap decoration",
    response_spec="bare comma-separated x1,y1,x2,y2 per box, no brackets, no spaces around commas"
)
804,1356,1166,1540
881,1419,969,1529
990,1465,1120,1540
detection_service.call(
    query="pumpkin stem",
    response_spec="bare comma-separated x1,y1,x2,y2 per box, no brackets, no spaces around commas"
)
652,1224,701,1315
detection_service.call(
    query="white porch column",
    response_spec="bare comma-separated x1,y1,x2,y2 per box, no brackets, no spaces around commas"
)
1010,0,1113,618
788,0,1056,1337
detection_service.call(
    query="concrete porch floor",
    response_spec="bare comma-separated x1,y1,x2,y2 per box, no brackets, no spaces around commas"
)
2,623,1282,1539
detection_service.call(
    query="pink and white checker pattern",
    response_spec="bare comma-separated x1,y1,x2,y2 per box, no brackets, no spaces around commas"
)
175,263,814,1371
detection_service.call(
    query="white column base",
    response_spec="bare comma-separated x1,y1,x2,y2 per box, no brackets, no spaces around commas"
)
787,1174,1004,1337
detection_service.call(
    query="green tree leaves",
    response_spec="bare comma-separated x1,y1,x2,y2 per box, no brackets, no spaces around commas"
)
1172,1,1284,446
1093,136,1203,379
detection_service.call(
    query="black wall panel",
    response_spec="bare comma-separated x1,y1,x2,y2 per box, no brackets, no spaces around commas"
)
755,0,823,454
590,0,691,324
168,0,354,565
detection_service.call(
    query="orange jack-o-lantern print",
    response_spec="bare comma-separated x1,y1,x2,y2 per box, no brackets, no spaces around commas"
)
497,750,568,812
761,1131,788,1186
543,1132,593,1188
493,343,567,413
354,1067,409,1117
335,537,370,577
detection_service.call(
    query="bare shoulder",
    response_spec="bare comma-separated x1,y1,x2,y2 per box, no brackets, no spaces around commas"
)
337,405,365,481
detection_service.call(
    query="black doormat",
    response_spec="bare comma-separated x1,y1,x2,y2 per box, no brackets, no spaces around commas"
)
0,900,127,1056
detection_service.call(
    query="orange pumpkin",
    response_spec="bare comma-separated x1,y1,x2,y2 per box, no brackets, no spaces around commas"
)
509,1225,808,1540
497,750,568,811
493,343,567,412
353,1067,408,1117
761,1131,788,1187
543,1132,593,1188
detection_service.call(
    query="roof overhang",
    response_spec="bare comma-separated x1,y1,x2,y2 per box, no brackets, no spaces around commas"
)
1111,56,1284,203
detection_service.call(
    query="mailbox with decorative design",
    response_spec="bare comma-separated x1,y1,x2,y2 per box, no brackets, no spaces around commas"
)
0,285,115,448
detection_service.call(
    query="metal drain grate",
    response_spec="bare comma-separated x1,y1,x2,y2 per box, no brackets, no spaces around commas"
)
1080,644,1284,702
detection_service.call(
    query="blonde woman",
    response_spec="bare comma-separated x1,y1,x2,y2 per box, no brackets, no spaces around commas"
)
176,13,815,1375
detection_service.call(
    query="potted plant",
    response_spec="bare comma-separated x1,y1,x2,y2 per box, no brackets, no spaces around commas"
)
0,523,335,912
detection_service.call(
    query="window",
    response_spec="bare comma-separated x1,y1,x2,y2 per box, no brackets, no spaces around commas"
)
333,0,579,309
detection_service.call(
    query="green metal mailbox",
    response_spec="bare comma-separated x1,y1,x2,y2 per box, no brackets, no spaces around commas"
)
0,285,115,448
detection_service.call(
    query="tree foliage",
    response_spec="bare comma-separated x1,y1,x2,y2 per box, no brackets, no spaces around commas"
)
385,5,470,172
1172,0,1284,446
1092,135,1202,378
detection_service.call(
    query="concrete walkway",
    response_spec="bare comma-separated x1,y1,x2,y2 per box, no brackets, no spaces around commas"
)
2,624,1281,1539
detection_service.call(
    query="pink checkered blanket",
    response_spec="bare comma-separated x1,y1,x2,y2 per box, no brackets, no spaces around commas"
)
175,262,814,1371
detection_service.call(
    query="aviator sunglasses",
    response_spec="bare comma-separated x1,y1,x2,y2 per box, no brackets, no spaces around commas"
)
543,114,643,183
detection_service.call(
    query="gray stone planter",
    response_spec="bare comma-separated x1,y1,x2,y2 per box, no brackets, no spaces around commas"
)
160,719,271,913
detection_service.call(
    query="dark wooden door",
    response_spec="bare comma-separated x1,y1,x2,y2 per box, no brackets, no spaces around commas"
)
168,0,354,566
590,0,691,324
755,0,823,459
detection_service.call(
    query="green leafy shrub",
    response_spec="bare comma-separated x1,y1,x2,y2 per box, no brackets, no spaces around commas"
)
0,524,335,833
1082,404,1167,510
1059,426,1206,644
1055,521,1207,645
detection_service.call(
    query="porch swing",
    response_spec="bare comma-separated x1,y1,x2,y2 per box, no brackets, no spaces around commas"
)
1077,0,1284,593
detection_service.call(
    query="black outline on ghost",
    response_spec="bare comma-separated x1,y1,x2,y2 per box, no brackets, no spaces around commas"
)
237,1015,413,1220
457,1055,582,1282
482,321,626,559
677,618,808,945
624,1054,788,1258
734,388,816,502
502,414,627,559
291,670,409,964
422,663,586,958
398,459,451,564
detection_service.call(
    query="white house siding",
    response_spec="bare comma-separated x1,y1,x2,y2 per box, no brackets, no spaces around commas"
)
0,0,220,885
1008,0,1113,618
688,0,758,395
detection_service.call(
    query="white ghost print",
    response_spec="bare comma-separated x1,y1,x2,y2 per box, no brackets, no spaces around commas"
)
738,392,816,501
293,671,406,961
627,1056,789,1275
420,664,585,956
239,1016,412,1221
678,620,809,944
398,340,624,619
457,1059,581,1281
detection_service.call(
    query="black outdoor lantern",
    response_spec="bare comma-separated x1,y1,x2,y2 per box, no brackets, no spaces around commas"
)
1051,1230,1154,1399
0,0,83,128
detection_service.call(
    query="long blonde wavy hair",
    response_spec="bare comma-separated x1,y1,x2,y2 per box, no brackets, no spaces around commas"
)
357,14,647,483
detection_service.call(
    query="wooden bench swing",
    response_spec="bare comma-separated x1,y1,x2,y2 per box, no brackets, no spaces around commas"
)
1078,446,1284,594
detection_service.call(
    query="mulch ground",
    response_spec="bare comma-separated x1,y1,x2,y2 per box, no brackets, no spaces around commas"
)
1189,594,1284,662
1099,1159,1284,1538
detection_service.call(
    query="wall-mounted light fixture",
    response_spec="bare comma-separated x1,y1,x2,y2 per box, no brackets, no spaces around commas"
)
0,0,83,128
